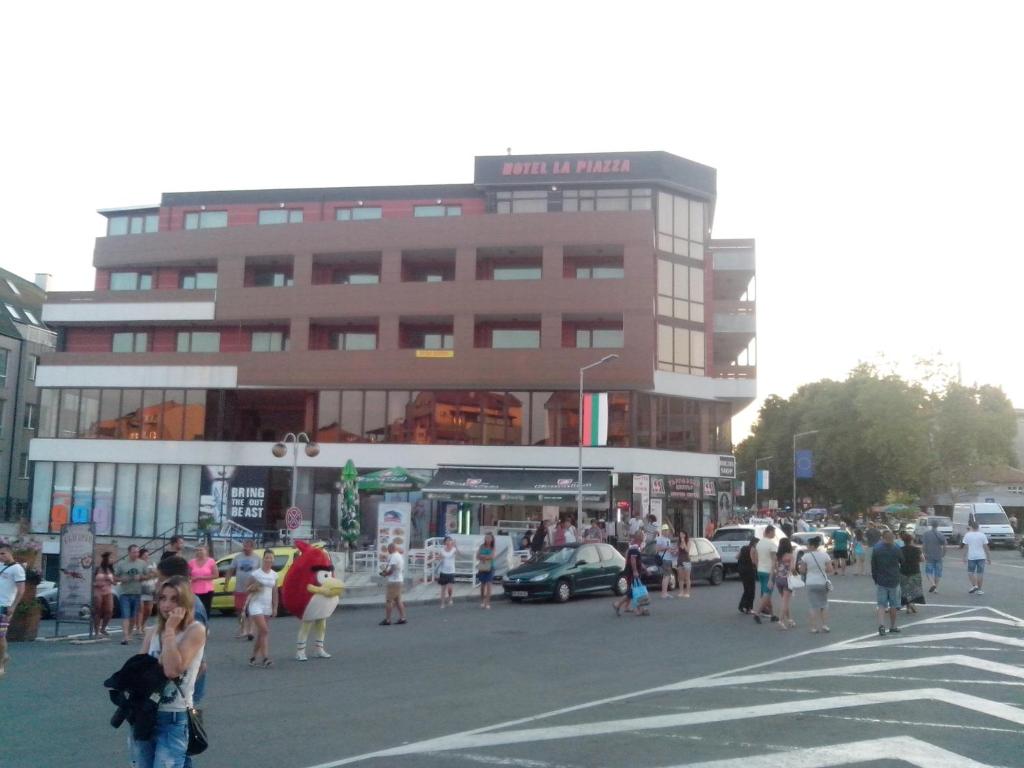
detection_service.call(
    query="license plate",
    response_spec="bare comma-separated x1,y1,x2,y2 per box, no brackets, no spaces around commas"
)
511,591,529,597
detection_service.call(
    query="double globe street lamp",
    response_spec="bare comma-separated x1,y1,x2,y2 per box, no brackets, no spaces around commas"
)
272,432,321,511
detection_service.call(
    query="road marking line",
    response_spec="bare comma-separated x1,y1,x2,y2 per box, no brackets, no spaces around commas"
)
809,713,1022,734
306,689,1024,765
914,616,1024,628
298,606,1005,768
822,631,1024,652
850,674,1024,687
650,736,1002,768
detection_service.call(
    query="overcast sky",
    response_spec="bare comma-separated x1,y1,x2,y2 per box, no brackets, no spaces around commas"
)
3,1,1021,438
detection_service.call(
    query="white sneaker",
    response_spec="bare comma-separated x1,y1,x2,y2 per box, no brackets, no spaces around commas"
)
295,650,308,662
311,647,332,659
974,590,984,595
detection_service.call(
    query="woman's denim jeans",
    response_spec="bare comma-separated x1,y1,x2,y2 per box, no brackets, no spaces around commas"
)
130,710,189,768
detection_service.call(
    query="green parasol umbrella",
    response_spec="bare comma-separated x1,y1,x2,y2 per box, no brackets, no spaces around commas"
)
339,460,360,548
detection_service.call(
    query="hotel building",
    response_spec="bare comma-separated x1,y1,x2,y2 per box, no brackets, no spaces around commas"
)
31,151,756,544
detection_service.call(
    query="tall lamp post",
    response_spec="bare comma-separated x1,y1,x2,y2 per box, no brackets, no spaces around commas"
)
272,432,320,510
754,455,773,512
578,354,619,525
791,430,819,518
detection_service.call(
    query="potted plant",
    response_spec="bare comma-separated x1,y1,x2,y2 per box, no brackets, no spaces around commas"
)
7,567,42,642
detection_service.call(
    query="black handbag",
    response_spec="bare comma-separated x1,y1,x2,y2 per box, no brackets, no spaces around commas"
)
172,679,209,756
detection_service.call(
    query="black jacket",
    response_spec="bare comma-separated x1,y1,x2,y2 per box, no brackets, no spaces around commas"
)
104,653,168,741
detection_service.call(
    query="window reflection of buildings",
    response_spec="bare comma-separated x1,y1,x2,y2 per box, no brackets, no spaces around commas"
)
39,387,730,453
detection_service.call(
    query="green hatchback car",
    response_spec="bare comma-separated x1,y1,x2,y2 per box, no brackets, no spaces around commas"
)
502,543,628,603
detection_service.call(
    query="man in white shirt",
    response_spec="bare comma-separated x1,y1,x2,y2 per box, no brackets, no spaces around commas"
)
0,543,27,677
380,541,407,625
751,525,779,623
961,521,991,595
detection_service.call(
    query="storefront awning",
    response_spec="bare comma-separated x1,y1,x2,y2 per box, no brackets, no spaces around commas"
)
423,468,609,503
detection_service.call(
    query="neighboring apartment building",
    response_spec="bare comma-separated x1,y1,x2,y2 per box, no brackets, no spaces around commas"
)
32,151,756,543
0,270,56,523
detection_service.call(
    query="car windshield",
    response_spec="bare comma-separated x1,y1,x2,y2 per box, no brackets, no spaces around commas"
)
531,546,576,565
973,513,1008,526
712,529,751,542
928,517,952,526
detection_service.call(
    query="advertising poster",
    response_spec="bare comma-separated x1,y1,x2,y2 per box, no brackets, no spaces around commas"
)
57,523,94,625
201,466,269,531
649,497,664,526
632,474,650,517
376,502,411,572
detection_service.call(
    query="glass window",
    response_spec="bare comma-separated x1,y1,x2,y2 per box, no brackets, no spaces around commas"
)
177,331,220,353
4,279,19,295
258,209,303,225
691,331,705,372
330,331,376,351
251,331,288,352
5,304,21,321
386,391,409,441
184,390,207,440
689,201,705,243
160,390,186,439
658,324,673,367
316,391,340,442
332,270,379,285
340,390,362,439
156,465,180,534
422,333,453,350
58,389,80,438
178,466,201,529
141,390,164,439
119,390,142,439
78,390,100,437
184,211,228,230
181,272,217,290
364,391,386,441
26,355,37,381
23,309,39,325
0,349,6,386
39,389,58,438
674,328,689,368
107,216,129,236
109,272,152,291
673,197,689,240
591,329,623,348
0,399,5,437
493,266,541,281
113,332,148,353
23,402,37,430
492,329,540,349
336,207,382,220
135,464,158,537
252,271,293,287
113,464,136,536
30,460,53,532
690,269,704,303
97,390,120,438
413,205,461,217
673,264,688,300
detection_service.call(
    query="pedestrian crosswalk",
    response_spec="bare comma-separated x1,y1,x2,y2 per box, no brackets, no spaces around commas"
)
309,605,1024,768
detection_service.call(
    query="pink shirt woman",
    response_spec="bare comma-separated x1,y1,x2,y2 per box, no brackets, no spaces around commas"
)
188,545,217,614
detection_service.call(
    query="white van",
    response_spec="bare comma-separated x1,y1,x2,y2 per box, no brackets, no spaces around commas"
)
951,503,1017,548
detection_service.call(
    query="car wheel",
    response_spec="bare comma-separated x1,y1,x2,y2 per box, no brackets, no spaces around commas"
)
554,579,573,603
708,565,724,586
614,576,628,596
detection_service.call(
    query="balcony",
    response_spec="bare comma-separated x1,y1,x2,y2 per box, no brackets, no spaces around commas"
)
42,290,216,324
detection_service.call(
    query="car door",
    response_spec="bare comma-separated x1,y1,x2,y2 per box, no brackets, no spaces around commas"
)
597,544,625,588
694,539,718,580
572,545,604,592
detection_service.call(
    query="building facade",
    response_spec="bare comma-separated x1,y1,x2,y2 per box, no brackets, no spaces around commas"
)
0,270,55,525
32,151,756,544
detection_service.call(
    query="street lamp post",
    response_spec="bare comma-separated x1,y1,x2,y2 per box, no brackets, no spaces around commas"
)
272,432,321,510
791,430,819,518
578,354,619,526
754,455,773,512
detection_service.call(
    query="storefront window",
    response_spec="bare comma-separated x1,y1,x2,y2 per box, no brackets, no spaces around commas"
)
135,465,158,537
113,465,136,536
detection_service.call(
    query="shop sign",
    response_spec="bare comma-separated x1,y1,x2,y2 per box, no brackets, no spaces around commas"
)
667,476,698,499
57,523,94,624
376,502,410,571
650,476,666,497
702,480,717,497
415,349,454,359
632,475,650,495
719,456,737,478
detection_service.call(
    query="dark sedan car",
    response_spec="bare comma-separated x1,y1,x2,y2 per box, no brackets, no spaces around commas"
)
503,543,627,603
640,537,725,588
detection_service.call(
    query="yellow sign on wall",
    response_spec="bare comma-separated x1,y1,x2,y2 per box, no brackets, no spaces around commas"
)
415,349,455,359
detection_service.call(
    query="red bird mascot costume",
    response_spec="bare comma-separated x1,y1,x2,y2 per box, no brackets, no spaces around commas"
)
281,541,344,661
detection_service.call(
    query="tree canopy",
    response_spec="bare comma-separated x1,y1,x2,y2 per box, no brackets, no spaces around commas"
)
735,365,1018,514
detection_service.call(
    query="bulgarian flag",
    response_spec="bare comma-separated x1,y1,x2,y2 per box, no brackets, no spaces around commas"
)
582,393,609,446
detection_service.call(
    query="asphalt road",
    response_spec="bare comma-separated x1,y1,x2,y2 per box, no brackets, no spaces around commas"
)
3,547,1023,768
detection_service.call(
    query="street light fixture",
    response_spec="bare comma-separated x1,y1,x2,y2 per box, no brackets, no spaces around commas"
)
792,430,819,518
754,455,773,512
272,432,320,509
578,354,619,526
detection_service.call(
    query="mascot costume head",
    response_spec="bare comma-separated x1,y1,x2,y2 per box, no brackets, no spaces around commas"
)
281,541,344,661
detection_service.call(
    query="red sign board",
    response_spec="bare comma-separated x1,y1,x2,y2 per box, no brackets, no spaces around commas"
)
285,506,303,530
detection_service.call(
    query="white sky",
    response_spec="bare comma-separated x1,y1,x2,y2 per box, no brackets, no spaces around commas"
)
3,1,1022,439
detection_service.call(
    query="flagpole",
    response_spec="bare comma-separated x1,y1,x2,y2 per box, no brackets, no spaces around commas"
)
578,355,619,528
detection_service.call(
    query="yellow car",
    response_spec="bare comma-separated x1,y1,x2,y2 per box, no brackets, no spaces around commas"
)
210,543,326,615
